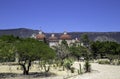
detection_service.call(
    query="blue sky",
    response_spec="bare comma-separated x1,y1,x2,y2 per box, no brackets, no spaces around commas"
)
0,0,120,32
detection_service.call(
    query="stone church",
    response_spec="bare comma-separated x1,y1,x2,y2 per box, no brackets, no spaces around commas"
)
31,30,81,47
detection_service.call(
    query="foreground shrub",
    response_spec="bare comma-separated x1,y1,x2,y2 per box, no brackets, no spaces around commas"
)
112,60,119,65
98,60,110,64
84,60,91,72
118,60,120,65
70,67,75,73
63,58,73,71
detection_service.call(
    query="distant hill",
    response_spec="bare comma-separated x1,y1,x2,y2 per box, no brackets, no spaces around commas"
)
0,28,39,38
0,28,120,43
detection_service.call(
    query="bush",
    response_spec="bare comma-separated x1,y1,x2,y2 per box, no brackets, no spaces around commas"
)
113,60,120,65
63,59,73,70
70,67,75,73
117,60,120,65
98,60,110,64
84,60,91,72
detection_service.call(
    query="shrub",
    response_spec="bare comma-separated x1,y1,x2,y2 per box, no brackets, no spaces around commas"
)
63,59,73,70
70,67,75,73
117,60,120,65
98,60,110,64
84,60,91,72
115,60,120,65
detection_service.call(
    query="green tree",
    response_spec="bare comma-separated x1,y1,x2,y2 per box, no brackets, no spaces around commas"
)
54,40,70,60
81,34,89,47
0,41,15,62
0,35,19,62
90,41,103,59
61,39,68,47
70,46,81,60
116,45,120,59
0,36,56,75
16,38,55,75
90,41,120,60
70,43,91,61
53,40,70,70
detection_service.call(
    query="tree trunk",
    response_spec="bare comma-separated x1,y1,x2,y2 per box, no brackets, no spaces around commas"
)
22,64,30,75
23,68,29,75
19,60,31,75
22,65,28,75
44,64,50,72
77,56,79,61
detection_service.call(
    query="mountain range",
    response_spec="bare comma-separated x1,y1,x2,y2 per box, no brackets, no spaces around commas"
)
0,28,120,43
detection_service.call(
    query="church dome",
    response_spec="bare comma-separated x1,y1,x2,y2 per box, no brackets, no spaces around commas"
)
49,34,58,41
60,31,71,40
36,31,46,40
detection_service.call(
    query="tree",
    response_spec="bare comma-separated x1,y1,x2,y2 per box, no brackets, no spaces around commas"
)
0,35,19,62
90,41,120,60
81,34,89,47
0,36,56,75
70,46,80,60
70,45,82,60
90,41,102,59
16,38,56,75
61,39,68,47
54,40,70,60
116,45,120,59
53,40,70,70
0,41,15,62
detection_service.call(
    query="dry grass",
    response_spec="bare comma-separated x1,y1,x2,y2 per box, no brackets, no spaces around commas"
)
69,62,120,79
0,62,120,79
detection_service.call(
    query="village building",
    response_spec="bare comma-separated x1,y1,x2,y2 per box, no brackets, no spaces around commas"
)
59,31,72,46
32,30,81,47
35,31,46,41
49,34,58,47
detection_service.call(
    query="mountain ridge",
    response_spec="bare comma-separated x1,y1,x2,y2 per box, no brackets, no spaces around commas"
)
0,28,120,43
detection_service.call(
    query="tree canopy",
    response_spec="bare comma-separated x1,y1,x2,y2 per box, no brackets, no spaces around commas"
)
0,35,56,75
90,41,120,59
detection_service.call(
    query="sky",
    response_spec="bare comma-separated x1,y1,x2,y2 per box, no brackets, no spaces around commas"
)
0,0,120,32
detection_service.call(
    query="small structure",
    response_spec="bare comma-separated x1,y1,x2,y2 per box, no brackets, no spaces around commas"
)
59,31,72,46
49,34,58,47
36,30,46,41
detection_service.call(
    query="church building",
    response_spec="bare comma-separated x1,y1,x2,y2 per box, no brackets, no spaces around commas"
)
31,30,81,47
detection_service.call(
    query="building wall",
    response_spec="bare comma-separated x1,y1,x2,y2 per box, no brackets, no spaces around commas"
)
49,41,58,47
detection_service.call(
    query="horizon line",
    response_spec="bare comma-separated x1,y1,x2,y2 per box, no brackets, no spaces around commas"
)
0,27,120,33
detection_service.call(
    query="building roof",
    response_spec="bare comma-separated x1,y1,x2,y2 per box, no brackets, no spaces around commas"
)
60,31,71,40
49,34,58,41
36,31,46,40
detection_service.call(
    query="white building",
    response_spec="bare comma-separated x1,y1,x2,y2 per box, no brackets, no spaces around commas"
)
49,34,58,47
59,31,72,46
35,30,46,41
33,31,81,47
